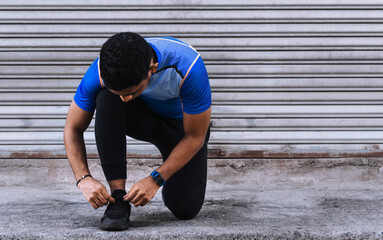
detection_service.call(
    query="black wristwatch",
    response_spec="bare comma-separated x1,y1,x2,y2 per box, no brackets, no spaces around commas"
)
150,170,166,187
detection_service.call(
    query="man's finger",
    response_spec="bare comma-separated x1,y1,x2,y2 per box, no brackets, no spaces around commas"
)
140,199,149,207
133,197,143,207
89,193,103,208
96,191,108,205
93,198,104,208
137,198,149,207
130,192,144,205
90,200,99,209
100,188,115,203
97,195,108,206
107,195,115,203
124,188,138,202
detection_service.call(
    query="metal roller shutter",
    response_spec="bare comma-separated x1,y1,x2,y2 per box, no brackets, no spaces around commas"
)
0,0,382,160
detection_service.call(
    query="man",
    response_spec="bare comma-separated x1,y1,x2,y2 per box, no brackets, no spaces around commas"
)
64,32,211,231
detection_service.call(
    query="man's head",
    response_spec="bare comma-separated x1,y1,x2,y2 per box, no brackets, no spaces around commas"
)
100,32,158,101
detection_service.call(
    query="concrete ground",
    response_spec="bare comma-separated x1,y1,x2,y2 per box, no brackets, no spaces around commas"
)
1,157,383,239
1,182,383,240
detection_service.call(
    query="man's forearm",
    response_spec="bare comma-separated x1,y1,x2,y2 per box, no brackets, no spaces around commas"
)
64,128,90,180
156,134,205,181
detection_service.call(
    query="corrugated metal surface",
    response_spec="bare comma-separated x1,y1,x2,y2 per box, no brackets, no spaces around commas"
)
0,0,382,159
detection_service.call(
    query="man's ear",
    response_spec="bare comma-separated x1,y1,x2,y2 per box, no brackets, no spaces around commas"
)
151,63,159,73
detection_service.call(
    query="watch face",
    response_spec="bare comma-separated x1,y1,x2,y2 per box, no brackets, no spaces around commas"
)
151,171,165,186
154,174,164,185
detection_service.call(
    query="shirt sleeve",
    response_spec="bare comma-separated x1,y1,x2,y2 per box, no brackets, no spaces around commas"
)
73,58,103,112
180,57,212,115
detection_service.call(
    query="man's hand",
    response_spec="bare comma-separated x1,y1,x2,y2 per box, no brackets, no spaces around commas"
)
77,177,115,209
124,176,160,207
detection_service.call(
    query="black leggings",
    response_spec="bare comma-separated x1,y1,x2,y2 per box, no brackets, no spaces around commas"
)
95,88,210,220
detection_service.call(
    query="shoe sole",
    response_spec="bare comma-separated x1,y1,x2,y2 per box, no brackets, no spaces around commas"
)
100,217,130,231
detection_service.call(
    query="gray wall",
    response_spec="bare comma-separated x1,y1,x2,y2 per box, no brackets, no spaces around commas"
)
0,0,382,159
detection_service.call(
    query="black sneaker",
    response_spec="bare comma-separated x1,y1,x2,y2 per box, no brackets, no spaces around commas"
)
100,189,131,231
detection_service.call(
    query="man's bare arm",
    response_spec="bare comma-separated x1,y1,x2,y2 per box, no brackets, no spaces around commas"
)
64,100,114,209
64,100,93,179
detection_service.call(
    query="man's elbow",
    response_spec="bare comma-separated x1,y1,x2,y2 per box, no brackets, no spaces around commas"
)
192,136,206,151
63,125,73,143
63,124,84,141
63,124,73,138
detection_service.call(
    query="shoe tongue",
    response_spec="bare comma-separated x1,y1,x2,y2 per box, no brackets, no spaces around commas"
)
111,189,126,201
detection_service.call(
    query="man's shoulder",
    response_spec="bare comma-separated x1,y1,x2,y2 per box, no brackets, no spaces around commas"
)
146,37,197,57
73,58,103,112
145,36,188,45
85,58,103,84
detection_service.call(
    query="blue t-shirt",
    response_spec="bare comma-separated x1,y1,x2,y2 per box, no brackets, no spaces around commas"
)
74,37,211,119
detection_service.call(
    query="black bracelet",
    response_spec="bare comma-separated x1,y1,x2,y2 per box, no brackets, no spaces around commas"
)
76,174,92,187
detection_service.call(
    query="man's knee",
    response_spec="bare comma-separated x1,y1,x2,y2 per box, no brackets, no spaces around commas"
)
166,201,203,220
162,185,205,220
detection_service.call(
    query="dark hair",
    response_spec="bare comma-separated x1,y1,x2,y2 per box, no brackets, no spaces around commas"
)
100,32,153,90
